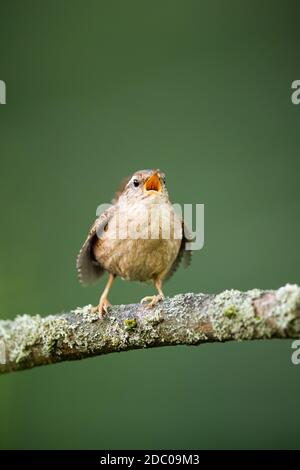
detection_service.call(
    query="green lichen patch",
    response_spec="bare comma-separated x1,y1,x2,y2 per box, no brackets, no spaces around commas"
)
224,305,238,318
124,318,137,330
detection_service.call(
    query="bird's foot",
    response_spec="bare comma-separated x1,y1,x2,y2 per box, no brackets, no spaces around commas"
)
140,294,164,308
91,298,112,317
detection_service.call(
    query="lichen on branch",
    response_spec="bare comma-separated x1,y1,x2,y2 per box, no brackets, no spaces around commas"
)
0,284,300,374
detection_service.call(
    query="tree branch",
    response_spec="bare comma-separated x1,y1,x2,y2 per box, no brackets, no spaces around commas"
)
1,284,300,374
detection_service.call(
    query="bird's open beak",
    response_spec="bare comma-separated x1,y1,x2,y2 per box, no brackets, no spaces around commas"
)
144,171,162,193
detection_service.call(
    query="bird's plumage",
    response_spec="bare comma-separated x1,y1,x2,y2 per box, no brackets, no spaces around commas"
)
77,208,113,285
165,222,192,281
77,169,192,313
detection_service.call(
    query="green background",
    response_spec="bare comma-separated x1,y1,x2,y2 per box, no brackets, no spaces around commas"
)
0,0,300,449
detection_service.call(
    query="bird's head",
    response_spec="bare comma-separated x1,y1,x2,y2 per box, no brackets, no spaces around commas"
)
118,169,169,204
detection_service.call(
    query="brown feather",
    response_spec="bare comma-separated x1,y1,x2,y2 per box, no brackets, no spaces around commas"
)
76,210,113,285
165,222,193,281
111,175,131,204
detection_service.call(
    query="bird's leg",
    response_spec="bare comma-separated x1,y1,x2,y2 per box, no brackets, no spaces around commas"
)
93,273,115,316
141,278,165,308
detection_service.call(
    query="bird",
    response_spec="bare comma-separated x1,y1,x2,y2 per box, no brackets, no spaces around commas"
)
77,169,191,315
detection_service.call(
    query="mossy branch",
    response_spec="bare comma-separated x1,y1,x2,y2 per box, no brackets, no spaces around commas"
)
1,284,300,374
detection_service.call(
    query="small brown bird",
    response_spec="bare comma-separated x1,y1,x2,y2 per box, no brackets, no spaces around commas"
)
77,169,191,315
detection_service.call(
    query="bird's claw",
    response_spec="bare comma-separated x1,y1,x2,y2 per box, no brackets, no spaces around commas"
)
140,294,164,308
91,298,112,317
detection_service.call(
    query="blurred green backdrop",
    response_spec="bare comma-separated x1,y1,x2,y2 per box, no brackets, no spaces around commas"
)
0,0,300,449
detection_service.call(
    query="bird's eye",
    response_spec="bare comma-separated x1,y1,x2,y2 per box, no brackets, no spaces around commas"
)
133,179,140,187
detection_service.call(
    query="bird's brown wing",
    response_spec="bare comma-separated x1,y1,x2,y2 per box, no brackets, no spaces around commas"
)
165,222,193,281
76,209,113,285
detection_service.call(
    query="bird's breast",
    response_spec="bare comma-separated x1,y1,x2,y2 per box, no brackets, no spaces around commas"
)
93,202,182,281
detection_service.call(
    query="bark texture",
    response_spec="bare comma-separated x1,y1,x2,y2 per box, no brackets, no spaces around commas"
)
1,284,300,374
